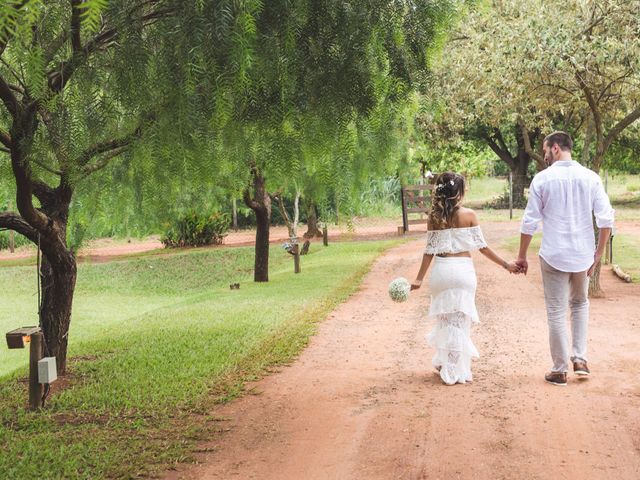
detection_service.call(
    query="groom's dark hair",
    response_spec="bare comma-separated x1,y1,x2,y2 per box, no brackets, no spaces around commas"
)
544,131,573,151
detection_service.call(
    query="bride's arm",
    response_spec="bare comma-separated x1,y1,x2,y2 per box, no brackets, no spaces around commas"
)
411,253,434,290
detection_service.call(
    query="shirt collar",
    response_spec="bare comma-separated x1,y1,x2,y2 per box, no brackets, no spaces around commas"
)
552,160,576,167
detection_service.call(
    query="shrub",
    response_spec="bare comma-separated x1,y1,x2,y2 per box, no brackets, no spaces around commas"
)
626,183,640,193
0,230,30,251
161,212,230,248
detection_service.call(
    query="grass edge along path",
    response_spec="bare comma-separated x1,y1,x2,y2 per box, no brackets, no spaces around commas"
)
0,239,404,479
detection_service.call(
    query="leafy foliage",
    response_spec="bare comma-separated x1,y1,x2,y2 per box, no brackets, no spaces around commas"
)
161,211,230,248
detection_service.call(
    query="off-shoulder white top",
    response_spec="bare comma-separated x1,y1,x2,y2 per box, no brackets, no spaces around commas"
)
424,226,488,255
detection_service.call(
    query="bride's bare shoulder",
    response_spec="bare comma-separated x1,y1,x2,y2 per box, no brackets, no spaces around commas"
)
454,208,479,227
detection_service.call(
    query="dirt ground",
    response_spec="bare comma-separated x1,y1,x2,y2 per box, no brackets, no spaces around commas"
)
0,218,408,263
161,220,640,480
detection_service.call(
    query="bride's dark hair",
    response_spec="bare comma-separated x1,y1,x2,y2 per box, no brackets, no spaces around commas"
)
428,172,465,229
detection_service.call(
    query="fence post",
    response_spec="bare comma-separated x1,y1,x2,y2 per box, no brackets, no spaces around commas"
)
323,224,328,246
509,172,513,220
8,200,15,253
401,186,408,233
293,243,300,273
29,332,44,411
232,199,238,231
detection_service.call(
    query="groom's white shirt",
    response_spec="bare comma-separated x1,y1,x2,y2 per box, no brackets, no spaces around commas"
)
521,159,615,272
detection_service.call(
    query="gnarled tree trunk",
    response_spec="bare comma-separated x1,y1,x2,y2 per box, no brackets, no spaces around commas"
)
303,200,322,238
38,194,77,374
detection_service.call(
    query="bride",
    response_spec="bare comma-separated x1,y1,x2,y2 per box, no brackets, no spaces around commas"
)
411,172,520,385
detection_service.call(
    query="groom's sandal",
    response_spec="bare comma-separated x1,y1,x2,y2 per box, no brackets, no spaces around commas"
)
545,372,567,386
573,360,590,377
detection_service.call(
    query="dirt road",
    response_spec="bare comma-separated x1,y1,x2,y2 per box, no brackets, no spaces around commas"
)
164,222,640,480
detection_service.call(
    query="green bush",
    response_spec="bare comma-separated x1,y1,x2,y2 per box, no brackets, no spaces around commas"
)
0,230,30,251
626,183,640,193
161,212,230,248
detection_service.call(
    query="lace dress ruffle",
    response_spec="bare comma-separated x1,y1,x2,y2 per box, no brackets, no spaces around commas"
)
424,226,488,255
426,256,479,385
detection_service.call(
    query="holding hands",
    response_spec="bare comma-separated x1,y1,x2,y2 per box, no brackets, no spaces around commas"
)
505,261,522,274
515,257,528,275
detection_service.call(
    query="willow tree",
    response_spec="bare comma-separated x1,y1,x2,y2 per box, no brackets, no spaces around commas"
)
0,0,240,373
198,0,461,282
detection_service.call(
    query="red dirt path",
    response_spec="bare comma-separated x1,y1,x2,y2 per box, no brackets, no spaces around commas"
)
162,220,640,480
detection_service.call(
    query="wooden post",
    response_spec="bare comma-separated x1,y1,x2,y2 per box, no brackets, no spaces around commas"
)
293,244,300,273
323,224,328,246
232,199,238,231
508,172,513,220
401,186,408,233
29,332,44,411
8,200,15,253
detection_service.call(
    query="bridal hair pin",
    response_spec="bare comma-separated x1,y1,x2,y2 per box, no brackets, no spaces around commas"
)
436,179,455,192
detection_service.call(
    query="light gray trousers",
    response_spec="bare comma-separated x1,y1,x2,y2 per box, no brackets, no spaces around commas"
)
540,257,590,373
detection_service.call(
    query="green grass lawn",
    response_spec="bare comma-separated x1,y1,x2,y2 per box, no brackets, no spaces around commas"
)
0,239,401,479
465,176,508,206
502,232,640,282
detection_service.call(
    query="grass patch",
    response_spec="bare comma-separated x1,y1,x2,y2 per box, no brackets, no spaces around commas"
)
0,239,401,479
465,176,508,207
609,234,640,282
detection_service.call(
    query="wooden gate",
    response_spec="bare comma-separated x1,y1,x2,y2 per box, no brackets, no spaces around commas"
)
400,184,433,233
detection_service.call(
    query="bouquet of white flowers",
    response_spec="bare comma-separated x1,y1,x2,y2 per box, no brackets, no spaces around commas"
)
388,277,410,303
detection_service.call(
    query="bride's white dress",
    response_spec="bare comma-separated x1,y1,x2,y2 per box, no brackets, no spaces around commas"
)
424,226,487,385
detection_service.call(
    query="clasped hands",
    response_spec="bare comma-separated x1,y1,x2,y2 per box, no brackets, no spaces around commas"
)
510,258,528,275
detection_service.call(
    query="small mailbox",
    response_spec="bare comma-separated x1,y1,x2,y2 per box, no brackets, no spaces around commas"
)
38,357,57,384
6,326,41,349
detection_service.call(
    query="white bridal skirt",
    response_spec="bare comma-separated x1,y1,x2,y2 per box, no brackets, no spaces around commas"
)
427,256,480,385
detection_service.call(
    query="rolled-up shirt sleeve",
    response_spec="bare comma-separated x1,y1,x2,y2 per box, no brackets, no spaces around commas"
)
521,178,543,235
592,177,615,228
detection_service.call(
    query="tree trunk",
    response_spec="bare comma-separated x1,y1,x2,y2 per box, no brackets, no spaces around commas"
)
38,194,77,375
244,168,271,282
510,158,529,208
588,215,604,297
40,253,77,374
253,206,270,282
303,201,322,238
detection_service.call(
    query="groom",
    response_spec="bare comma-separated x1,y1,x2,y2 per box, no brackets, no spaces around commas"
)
516,131,614,386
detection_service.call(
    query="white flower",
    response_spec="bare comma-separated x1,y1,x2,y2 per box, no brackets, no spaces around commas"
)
388,277,410,303
449,179,455,186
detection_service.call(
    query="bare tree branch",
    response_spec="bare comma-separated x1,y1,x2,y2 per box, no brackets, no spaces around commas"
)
33,158,63,176
519,122,544,165
574,69,604,145
70,0,83,52
603,105,640,153
482,129,515,169
80,145,130,177
75,123,144,167
0,128,11,149
0,73,19,118
0,211,39,244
